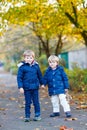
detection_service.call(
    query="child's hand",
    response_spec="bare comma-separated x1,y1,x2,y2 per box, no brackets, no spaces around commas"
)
19,88,24,94
65,89,68,94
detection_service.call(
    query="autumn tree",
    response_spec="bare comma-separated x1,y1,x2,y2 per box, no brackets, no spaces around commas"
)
0,0,70,58
1,0,87,58
58,0,87,46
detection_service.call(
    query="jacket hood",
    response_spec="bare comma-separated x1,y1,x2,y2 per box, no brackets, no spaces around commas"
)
17,60,38,68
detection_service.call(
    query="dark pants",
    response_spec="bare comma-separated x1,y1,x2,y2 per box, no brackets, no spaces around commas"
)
24,89,40,118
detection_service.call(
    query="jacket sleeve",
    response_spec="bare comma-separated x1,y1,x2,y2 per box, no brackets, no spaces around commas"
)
37,65,44,85
17,67,24,89
43,69,49,86
59,66,69,89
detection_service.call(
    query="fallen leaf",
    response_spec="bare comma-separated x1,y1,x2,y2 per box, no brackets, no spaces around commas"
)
76,105,87,109
44,102,49,104
19,116,24,119
64,118,77,121
0,108,6,111
59,125,74,130
60,125,67,130
34,128,40,130
9,97,16,101
18,104,25,108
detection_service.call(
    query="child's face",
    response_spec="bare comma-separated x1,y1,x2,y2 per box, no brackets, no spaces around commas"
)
24,55,34,64
49,61,58,69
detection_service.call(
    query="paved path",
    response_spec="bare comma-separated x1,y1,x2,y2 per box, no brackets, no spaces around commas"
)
0,67,87,130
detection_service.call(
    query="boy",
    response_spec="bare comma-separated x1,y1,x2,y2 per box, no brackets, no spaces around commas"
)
17,50,43,122
42,55,72,118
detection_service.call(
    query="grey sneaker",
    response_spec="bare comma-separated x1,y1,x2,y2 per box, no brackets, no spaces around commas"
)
24,118,30,122
33,116,41,121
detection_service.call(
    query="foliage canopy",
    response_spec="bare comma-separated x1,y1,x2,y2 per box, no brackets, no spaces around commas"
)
0,0,87,58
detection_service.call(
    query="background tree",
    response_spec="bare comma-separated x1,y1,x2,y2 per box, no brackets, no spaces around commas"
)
57,0,87,46
1,0,87,59
1,0,74,58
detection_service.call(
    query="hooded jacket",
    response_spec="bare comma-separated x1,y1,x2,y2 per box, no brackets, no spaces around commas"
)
43,65,69,96
17,61,43,90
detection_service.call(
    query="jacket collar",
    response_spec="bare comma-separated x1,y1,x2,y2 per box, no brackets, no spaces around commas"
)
17,60,38,67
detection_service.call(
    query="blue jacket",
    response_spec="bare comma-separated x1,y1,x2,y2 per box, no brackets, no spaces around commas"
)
43,65,69,96
17,61,43,90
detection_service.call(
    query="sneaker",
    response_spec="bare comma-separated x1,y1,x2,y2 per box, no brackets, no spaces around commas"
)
65,112,72,118
24,118,30,122
50,112,60,117
33,116,41,121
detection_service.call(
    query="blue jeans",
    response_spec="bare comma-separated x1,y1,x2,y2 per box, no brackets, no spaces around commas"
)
24,89,40,118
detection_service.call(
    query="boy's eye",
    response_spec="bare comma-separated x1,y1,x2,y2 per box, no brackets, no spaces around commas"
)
50,61,55,63
27,56,29,58
49,62,53,64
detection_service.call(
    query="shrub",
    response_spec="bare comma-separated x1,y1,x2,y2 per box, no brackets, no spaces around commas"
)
38,54,48,75
65,68,87,93
10,64,18,75
4,61,18,75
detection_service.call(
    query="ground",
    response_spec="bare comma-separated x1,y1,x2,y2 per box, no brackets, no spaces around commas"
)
0,67,87,130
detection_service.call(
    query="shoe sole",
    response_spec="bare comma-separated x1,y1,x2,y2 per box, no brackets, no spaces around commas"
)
24,120,30,122
33,118,41,121
24,118,30,122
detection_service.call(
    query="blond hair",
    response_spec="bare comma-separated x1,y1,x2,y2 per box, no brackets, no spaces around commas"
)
23,50,35,58
48,55,59,64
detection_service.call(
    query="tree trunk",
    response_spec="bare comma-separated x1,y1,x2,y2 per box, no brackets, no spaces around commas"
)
37,35,50,58
38,41,42,56
55,34,63,55
65,2,87,47
80,31,87,46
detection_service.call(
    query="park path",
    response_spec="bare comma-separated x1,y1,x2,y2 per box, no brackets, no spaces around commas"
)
0,66,87,130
